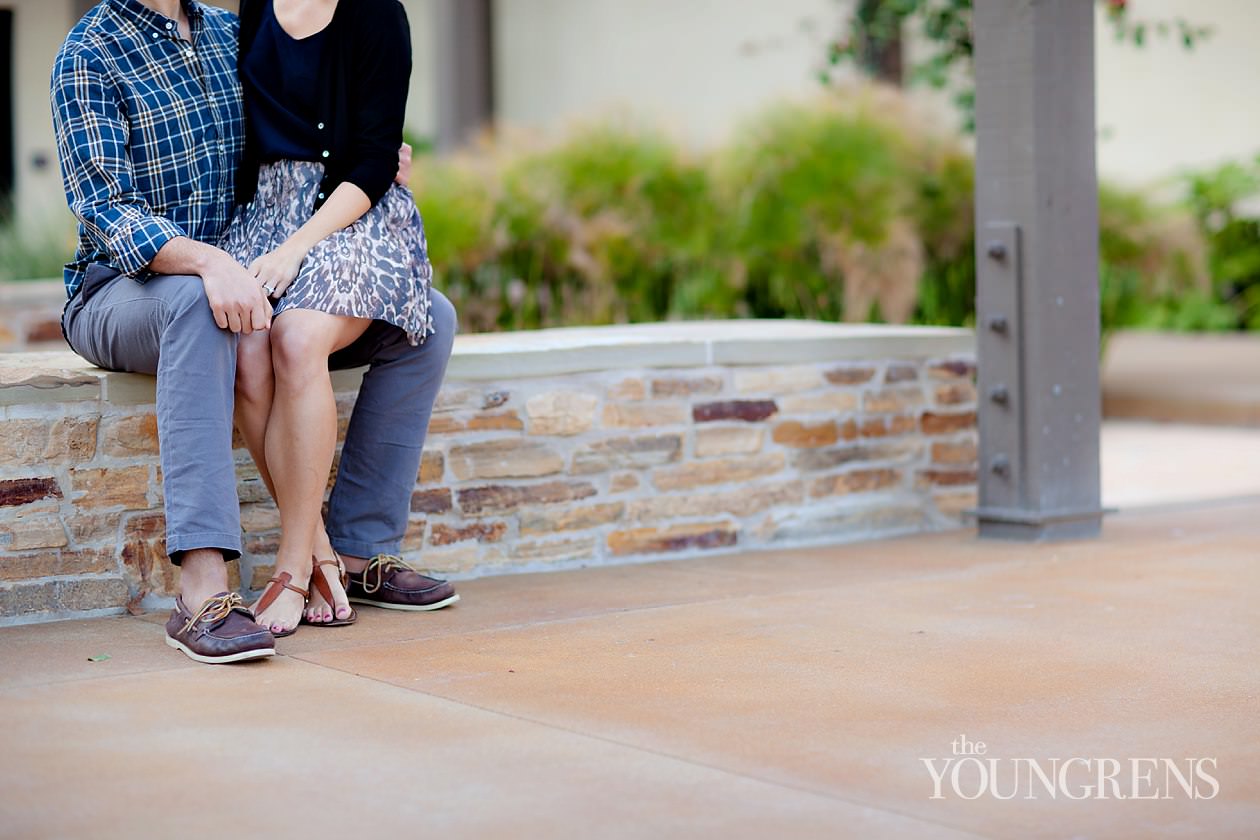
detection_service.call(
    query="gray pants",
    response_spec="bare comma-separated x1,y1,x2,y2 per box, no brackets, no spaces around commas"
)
62,267,456,563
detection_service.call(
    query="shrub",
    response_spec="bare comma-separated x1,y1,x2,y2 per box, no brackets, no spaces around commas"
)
410,93,1211,335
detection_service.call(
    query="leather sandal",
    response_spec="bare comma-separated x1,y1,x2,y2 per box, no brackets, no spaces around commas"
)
252,571,308,638
302,554,358,627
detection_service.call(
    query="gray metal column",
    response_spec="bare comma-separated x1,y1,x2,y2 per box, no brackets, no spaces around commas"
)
434,0,494,152
972,0,1104,541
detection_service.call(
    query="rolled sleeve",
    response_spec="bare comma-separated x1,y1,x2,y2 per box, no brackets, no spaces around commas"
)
51,50,188,281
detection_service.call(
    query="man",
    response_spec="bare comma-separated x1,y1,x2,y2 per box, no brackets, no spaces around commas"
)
51,0,458,665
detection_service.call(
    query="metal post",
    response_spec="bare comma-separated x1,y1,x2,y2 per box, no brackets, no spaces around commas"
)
434,0,494,152
972,0,1104,541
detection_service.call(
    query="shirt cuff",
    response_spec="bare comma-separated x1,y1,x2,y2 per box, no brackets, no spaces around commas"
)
110,216,187,282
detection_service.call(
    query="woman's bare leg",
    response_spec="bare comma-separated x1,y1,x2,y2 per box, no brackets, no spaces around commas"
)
235,327,350,624
253,309,371,634
235,330,277,497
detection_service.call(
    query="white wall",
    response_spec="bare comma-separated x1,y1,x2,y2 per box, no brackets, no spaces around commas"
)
492,0,848,146
489,0,1260,185
1094,0,1260,185
6,0,77,224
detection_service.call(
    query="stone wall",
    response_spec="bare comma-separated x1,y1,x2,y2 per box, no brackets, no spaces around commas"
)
0,321,976,624
0,282,68,352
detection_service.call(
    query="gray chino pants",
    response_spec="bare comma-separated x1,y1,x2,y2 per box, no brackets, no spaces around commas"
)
63,266,456,563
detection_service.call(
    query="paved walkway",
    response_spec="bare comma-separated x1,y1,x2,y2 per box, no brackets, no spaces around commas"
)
2,493,1257,838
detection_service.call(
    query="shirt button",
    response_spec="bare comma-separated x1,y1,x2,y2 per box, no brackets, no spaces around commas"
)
321,150,330,158
165,21,174,30
151,31,159,38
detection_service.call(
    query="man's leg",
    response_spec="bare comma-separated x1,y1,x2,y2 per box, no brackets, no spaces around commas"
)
63,273,245,603
325,290,456,581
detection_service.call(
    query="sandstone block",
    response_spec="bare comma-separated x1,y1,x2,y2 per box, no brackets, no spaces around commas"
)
928,359,976,380
58,577,130,612
0,511,69,551
885,364,919,384
571,434,682,474
610,473,640,493
402,518,428,553
0,420,48,466
410,488,453,515
607,378,646,401
934,490,979,519
695,425,764,457
692,400,778,424
511,536,599,564
46,416,99,462
859,415,917,439
650,375,723,398
734,366,822,395
810,468,903,498
759,503,927,543
863,388,924,415
0,477,62,507
520,502,625,535
653,452,785,492
467,411,525,432
824,365,876,385
526,391,599,436
921,412,977,436
931,440,978,465
792,441,924,472
626,480,803,522
772,421,839,449
419,451,445,483
239,503,281,533
608,521,738,556
430,521,508,546
780,392,859,414
934,382,978,407
457,481,597,516
64,510,123,546
0,582,58,617
602,402,688,428
916,469,978,489
71,466,150,509
449,439,564,481
102,413,158,456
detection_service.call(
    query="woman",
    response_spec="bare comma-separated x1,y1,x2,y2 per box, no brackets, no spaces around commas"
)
221,0,452,635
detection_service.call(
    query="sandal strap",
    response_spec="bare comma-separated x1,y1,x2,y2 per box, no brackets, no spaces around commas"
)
254,571,308,615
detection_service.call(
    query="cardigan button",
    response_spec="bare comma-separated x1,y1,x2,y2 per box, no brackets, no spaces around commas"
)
317,193,325,200
321,150,330,158
317,122,325,130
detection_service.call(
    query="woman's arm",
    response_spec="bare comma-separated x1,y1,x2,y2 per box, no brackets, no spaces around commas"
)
248,181,369,297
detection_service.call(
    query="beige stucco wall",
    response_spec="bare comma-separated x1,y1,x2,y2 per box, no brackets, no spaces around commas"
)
5,0,77,225
490,0,1260,184
1094,0,1260,186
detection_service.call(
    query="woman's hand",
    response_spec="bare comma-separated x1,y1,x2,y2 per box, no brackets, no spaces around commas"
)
249,243,307,299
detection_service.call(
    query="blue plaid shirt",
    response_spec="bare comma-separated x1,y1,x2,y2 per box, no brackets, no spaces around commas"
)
51,0,243,298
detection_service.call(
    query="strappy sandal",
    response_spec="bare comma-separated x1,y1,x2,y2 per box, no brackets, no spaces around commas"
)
252,571,308,638
302,554,358,627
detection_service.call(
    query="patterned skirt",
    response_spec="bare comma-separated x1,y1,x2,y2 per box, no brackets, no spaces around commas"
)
219,159,434,345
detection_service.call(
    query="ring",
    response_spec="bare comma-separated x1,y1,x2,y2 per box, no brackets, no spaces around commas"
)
263,284,276,296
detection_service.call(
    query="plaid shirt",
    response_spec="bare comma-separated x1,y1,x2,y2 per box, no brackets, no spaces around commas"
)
51,0,243,298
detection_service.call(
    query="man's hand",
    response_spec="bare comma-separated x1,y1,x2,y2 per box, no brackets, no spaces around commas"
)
249,243,306,302
201,249,272,334
395,142,413,186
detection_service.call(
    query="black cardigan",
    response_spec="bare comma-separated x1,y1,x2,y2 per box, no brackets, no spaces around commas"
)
235,0,411,210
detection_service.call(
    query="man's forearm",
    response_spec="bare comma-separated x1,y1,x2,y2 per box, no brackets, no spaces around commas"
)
148,235,233,278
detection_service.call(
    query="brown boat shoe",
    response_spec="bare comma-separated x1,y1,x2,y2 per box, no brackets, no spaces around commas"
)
165,592,276,664
346,554,460,612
